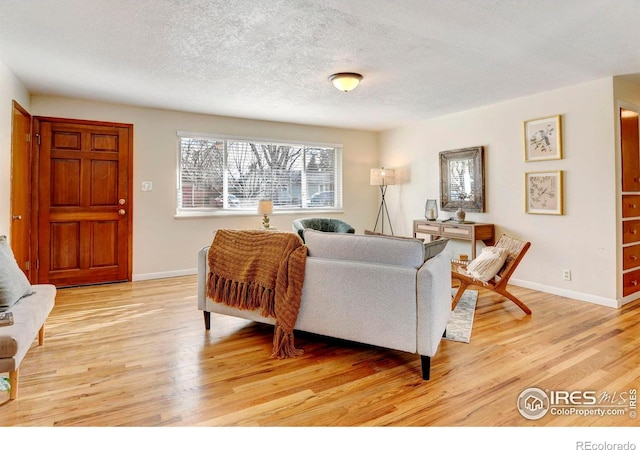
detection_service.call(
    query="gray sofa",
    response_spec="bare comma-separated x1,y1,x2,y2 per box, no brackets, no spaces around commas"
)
197,229,451,380
1,234,56,400
0,284,56,399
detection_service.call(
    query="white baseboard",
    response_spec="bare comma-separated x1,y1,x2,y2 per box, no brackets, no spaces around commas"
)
132,268,197,282
510,278,619,309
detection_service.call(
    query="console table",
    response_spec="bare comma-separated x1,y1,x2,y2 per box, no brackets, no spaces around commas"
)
413,219,495,260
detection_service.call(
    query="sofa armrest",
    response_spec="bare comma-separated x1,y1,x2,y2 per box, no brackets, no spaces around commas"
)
416,252,452,357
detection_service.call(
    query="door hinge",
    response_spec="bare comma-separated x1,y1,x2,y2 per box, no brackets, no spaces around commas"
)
36,259,40,270
26,133,31,143
35,133,41,145
25,261,30,271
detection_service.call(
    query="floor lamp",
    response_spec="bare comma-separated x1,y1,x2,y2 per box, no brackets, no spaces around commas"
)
370,167,395,235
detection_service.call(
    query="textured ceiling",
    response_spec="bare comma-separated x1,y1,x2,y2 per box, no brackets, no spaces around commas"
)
1,0,639,131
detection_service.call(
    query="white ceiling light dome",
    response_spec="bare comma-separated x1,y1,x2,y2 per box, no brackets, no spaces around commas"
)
329,72,363,92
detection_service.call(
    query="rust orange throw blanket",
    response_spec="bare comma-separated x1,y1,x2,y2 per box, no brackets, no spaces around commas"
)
207,229,307,359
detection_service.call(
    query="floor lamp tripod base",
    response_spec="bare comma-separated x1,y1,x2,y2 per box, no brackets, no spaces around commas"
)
373,185,394,235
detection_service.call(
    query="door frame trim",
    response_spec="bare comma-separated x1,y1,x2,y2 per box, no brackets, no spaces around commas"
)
10,100,32,281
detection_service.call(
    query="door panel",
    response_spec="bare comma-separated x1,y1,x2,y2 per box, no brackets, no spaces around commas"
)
51,159,81,205
36,118,132,287
50,222,80,270
91,160,118,205
90,221,118,267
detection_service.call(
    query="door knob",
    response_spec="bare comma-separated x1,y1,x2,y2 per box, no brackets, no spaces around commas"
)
12,215,22,220
118,209,126,216
119,198,126,205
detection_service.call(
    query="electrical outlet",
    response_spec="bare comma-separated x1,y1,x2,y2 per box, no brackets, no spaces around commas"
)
562,269,572,281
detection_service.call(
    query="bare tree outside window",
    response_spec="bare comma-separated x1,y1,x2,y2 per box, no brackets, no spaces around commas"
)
177,134,342,213
306,147,337,207
226,142,304,207
178,138,224,207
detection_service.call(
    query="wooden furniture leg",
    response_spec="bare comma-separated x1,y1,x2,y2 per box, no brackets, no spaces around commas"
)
420,355,431,381
451,234,532,315
9,370,18,400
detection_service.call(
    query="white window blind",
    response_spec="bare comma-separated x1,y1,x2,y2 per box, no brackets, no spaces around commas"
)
177,133,343,214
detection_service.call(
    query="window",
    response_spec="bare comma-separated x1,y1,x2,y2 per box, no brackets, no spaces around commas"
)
177,132,343,215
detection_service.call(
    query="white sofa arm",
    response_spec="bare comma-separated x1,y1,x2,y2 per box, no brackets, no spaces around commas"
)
416,253,452,358
197,246,209,311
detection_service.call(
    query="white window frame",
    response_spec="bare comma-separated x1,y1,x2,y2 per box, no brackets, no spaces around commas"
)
176,131,343,217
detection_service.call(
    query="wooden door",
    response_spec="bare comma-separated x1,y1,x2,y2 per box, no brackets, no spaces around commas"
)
621,108,640,192
34,117,133,287
9,101,32,279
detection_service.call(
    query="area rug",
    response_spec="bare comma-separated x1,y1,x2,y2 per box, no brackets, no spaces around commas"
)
443,289,478,343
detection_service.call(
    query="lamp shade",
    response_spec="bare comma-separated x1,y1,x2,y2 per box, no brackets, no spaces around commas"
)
370,168,396,186
329,72,363,92
257,199,273,215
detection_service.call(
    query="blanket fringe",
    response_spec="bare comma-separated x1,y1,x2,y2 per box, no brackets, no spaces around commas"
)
271,323,304,359
207,272,276,314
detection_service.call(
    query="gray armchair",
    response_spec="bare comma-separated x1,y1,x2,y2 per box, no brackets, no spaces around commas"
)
292,218,355,242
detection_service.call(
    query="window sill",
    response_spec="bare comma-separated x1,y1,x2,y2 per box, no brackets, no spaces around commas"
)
174,208,344,219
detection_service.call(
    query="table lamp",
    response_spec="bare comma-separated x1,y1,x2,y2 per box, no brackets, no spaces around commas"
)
257,200,273,229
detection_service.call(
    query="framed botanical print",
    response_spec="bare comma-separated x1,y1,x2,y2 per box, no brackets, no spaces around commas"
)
525,170,563,215
524,115,562,161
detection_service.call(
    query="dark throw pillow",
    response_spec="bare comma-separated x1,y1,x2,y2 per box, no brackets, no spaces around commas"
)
424,238,450,260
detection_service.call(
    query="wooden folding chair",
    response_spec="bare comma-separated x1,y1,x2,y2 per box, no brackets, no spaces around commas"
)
451,234,532,315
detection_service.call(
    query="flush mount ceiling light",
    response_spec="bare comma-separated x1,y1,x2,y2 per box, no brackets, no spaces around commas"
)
329,72,363,92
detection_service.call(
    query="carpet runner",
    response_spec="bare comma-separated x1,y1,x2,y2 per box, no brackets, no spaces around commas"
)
443,289,478,343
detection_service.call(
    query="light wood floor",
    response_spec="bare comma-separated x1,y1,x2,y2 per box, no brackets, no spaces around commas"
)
1,275,638,427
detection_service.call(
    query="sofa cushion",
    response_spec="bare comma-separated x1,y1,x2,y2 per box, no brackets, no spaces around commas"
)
0,236,33,311
0,335,18,358
303,229,425,268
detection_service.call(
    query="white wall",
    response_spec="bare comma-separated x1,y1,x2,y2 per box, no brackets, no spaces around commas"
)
380,78,618,306
0,59,30,239
614,76,640,106
10,72,635,306
30,95,379,279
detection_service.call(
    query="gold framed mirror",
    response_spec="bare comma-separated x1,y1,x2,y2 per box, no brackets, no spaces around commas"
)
439,146,485,212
